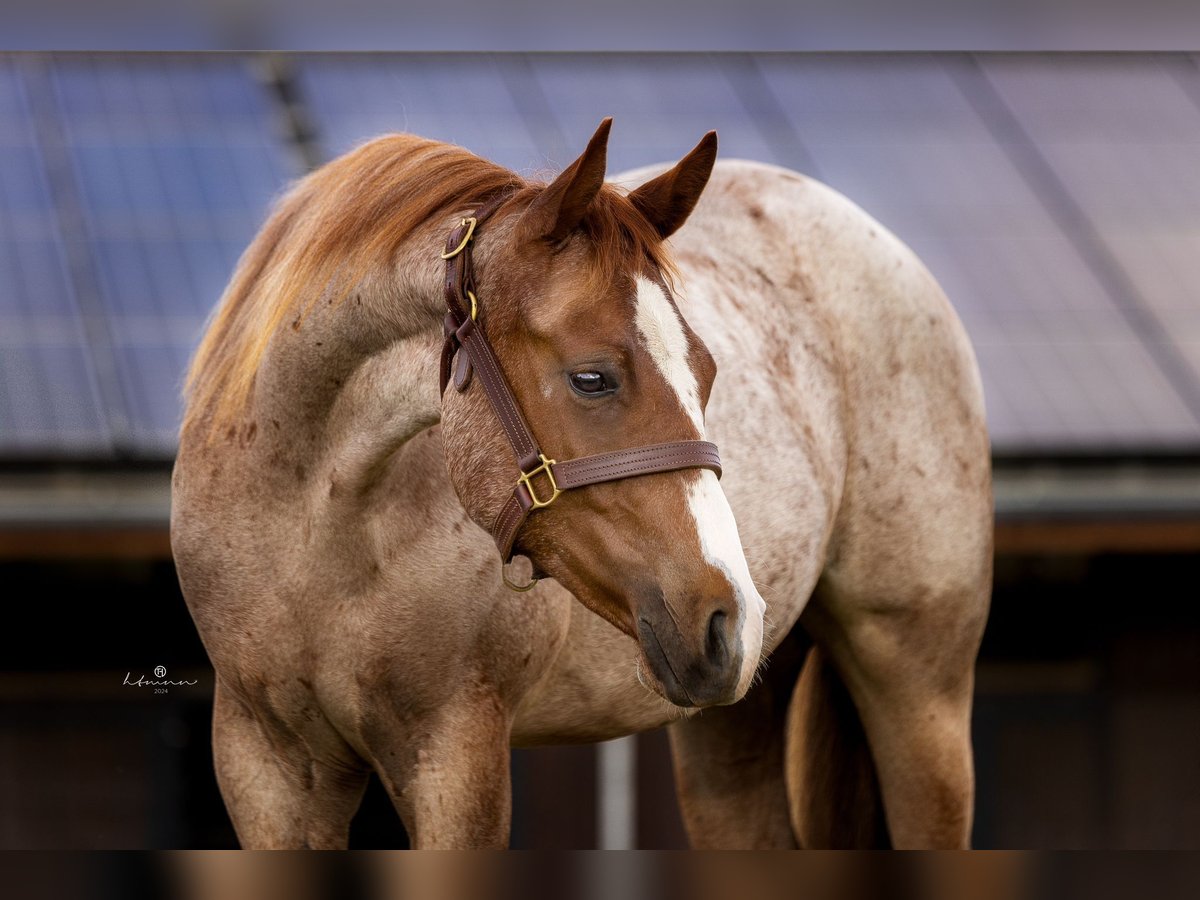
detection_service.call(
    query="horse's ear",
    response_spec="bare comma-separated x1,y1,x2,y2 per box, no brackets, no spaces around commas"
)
520,117,612,245
628,131,718,239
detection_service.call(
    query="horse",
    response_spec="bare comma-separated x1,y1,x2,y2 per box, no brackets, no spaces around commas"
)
171,117,992,849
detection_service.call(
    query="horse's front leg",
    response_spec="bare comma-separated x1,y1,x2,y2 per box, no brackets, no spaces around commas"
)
667,627,807,848
364,686,513,849
800,575,988,849
212,679,370,849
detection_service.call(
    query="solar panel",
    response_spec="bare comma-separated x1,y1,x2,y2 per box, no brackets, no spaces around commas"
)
0,57,113,458
48,54,295,456
980,55,1200,413
755,54,1200,450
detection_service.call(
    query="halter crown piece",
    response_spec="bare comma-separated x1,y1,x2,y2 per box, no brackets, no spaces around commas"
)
440,194,723,590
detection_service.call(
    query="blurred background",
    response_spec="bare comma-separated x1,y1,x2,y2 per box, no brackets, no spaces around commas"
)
1,50,1199,849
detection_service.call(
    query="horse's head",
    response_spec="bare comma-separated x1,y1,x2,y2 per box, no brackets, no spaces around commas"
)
440,119,764,708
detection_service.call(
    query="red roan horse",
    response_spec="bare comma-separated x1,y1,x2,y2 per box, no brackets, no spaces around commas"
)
172,118,992,848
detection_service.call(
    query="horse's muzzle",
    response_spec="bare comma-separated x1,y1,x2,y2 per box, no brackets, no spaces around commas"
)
636,602,744,708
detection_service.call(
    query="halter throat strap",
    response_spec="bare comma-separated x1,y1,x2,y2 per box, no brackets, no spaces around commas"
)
440,197,723,564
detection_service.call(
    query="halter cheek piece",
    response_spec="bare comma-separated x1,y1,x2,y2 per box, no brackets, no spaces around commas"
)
440,194,723,590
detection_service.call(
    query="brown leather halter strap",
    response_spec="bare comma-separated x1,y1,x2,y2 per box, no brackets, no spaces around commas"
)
440,195,723,565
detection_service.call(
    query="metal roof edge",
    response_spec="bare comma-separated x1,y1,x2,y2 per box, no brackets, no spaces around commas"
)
4,457,1200,529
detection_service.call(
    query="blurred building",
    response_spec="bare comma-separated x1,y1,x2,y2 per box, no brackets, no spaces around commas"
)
1,52,1199,848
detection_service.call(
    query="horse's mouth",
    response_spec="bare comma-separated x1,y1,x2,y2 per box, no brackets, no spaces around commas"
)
636,622,699,708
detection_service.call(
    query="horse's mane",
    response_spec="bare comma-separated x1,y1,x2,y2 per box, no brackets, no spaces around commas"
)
183,134,673,437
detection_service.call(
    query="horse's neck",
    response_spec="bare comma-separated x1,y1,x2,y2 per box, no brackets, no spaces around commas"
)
251,232,448,499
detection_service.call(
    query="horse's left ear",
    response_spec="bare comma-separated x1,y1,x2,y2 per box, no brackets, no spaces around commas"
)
628,131,718,239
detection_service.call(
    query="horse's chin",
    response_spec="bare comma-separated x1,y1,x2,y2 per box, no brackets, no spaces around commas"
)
635,652,698,710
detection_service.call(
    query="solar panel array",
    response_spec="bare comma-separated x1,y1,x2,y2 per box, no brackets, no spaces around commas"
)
0,54,292,459
3,52,1200,458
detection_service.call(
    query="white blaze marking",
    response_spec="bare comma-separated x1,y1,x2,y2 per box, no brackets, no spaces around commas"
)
633,276,704,433
634,275,765,696
688,472,767,694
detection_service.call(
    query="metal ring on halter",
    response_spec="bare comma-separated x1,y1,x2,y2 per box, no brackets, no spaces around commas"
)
440,217,478,259
501,560,538,592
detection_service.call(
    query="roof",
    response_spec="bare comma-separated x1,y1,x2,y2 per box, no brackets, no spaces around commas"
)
3,52,1200,460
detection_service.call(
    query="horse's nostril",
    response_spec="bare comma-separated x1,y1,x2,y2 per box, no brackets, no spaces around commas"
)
706,610,731,668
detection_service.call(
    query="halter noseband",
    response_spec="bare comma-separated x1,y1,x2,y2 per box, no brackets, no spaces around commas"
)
440,195,723,587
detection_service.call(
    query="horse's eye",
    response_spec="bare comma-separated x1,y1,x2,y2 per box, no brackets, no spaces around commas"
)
569,372,611,396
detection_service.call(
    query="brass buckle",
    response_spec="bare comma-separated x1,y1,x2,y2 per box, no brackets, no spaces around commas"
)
518,454,561,509
440,217,478,260
466,289,478,321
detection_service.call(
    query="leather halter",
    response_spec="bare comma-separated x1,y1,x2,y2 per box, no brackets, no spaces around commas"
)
440,195,723,583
